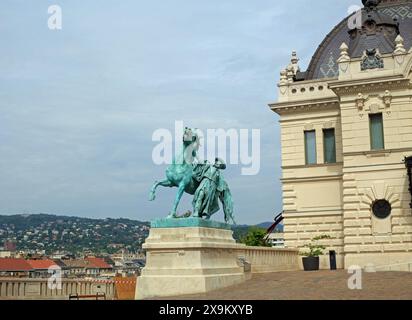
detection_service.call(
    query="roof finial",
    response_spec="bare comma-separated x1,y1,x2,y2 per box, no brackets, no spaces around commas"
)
279,69,288,85
288,51,300,75
338,42,351,63
362,0,381,9
394,34,407,55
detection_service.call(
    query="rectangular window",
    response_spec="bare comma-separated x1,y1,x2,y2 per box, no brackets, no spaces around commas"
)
304,130,317,165
369,113,385,150
323,128,336,164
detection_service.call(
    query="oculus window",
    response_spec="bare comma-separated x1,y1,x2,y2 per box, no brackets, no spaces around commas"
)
372,199,392,220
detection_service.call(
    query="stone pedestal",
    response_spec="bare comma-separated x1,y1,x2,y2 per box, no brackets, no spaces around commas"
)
135,218,246,300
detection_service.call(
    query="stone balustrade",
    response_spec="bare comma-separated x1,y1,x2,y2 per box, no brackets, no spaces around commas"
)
0,278,115,300
237,246,300,274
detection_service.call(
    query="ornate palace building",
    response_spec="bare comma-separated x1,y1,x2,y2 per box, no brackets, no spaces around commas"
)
270,0,412,269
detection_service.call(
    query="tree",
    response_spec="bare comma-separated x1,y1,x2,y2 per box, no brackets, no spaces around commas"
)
240,227,271,247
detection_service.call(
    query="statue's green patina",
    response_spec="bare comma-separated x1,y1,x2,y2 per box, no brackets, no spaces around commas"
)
149,127,235,224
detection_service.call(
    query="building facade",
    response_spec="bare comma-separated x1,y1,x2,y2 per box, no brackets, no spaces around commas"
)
270,0,412,270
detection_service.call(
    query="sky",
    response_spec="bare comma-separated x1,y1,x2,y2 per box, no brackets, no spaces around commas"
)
0,0,356,225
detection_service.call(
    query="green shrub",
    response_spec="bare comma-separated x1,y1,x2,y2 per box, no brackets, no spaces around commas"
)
300,234,332,257
240,227,271,247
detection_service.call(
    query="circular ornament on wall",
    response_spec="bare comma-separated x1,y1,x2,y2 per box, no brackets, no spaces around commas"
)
372,199,392,219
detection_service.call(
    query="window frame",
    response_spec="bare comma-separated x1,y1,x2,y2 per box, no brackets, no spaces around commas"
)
369,113,385,151
323,128,337,164
304,130,317,165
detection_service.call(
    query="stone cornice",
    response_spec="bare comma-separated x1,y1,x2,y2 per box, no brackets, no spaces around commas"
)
281,174,343,183
328,75,411,95
269,97,340,115
283,210,343,218
282,162,343,170
343,147,412,157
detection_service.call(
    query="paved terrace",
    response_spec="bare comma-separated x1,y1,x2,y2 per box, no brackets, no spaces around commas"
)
158,271,412,300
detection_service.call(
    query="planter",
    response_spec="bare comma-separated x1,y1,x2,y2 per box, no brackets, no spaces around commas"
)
302,256,319,271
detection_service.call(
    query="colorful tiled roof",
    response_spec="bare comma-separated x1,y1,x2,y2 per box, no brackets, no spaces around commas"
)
61,259,89,268
0,258,32,271
305,0,412,80
27,259,58,270
85,257,112,269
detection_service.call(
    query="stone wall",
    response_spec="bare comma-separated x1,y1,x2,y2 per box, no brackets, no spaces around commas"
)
278,103,346,269
238,246,299,273
271,43,412,271
0,278,115,300
337,53,412,268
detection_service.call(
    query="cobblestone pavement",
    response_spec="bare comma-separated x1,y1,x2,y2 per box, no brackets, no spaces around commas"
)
158,271,412,300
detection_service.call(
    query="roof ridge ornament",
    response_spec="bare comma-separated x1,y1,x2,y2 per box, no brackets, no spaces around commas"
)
362,0,381,10
347,0,399,58
279,69,288,87
338,42,351,63
394,34,407,55
288,51,300,76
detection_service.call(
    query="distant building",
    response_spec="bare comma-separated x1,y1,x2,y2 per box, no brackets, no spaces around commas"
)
26,260,58,278
61,259,88,277
110,250,144,263
267,233,285,248
61,257,113,278
269,0,412,270
0,251,13,258
3,241,16,252
0,258,32,277
84,257,113,277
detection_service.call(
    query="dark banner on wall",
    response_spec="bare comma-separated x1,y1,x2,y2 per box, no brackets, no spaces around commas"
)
406,156,412,209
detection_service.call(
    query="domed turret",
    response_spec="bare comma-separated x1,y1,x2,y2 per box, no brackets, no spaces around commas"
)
348,0,400,57
301,0,412,80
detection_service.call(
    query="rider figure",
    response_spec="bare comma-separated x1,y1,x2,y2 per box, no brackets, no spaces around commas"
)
192,158,226,220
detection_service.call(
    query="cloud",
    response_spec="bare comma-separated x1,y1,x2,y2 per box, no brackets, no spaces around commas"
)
0,0,354,224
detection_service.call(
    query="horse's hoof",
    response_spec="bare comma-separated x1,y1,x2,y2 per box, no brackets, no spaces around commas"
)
167,213,176,219
149,193,156,201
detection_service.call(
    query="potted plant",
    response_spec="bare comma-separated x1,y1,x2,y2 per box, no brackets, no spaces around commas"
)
301,235,331,271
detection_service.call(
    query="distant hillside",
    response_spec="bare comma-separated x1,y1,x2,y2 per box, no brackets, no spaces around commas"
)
255,222,284,232
0,214,150,255
232,222,283,242
0,214,282,254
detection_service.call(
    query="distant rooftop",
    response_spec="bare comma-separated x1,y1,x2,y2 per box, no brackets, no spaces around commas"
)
0,258,32,272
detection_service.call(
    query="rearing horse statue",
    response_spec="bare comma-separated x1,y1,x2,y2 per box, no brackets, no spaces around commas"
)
149,127,200,218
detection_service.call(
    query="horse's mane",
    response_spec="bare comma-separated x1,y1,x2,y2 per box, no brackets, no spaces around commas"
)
172,135,200,166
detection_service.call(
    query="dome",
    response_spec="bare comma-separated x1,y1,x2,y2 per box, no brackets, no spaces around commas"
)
301,0,412,80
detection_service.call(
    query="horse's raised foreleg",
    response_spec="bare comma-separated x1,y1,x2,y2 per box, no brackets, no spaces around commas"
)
168,182,186,219
149,179,173,201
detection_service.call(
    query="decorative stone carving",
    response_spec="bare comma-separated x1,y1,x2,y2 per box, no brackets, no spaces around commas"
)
360,181,400,235
356,93,368,113
286,65,295,83
380,90,392,114
361,49,384,71
393,35,407,67
304,123,314,131
279,69,288,88
369,103,380,114
337,43,350,75
323,121,334,129
394,35,407,56
338,42,351,63
289,51,300,75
